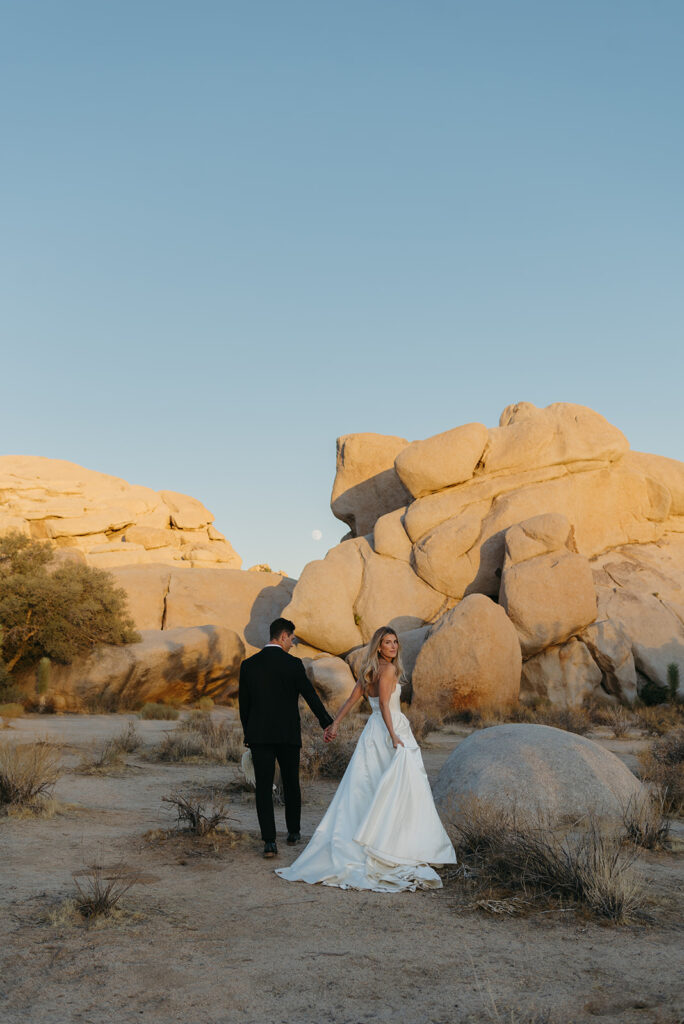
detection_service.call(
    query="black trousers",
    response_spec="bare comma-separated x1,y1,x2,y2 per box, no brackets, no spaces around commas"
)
250,743,301,843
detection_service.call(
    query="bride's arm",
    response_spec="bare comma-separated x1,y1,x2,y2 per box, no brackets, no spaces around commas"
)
324,681,362,740
378,664,404,749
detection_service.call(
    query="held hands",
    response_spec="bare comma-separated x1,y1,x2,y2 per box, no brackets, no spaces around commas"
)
324,723,338,744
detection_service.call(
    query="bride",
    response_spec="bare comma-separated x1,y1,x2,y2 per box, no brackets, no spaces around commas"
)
275,626,456,892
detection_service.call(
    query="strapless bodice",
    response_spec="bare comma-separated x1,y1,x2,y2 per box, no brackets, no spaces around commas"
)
368,683,401,714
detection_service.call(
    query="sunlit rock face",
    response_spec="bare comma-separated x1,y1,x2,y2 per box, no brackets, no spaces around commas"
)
285,401,684,710
0,456,241,570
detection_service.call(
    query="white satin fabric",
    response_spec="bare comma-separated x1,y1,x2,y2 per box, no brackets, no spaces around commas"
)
275,684,456,892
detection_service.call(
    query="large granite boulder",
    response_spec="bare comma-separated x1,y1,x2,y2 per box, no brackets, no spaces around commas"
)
331,433,410,537
110,566,295,656
483,402,629,475
434,723,646,827
521,638,603,706
394,422,488,498
283,539,367,655
14,626,245,712
302,656,355,709
499,513,597,655
412,594,522,716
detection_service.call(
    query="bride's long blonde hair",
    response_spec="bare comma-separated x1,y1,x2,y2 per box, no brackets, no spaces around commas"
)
358,626,405,696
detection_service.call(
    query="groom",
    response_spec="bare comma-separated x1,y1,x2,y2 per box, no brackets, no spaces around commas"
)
238,617,334,858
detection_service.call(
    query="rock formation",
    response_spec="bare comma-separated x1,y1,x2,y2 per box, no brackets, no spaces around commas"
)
433,723,647,827
284,401,684,712
0,456,241,569
15,625,244,712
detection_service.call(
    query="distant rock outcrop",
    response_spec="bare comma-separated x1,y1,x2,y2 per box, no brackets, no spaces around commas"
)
0,456,241,569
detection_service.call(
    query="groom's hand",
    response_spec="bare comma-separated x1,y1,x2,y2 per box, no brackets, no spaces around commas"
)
324,724,337,743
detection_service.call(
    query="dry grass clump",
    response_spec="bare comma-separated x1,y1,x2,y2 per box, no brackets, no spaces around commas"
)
162,790,232,836
605,705,633,738
153,714,244,763
0,702,25,720
621,792,671,850
139,702,179,721
443,702,592,735
636,704,683,736
448,798,644,924
404,706,438,743
0,741,61,810
299,713,364,781
72,862,155,919
113,720,142,753
153,731,205,762
638,727,684,815
77,738,125,773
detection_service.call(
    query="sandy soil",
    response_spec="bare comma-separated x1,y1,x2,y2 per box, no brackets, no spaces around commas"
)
1,712,683,1024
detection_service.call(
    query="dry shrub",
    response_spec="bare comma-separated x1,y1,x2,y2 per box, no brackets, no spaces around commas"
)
636,704,683,736
77,739,124,773
449,798,643,923
153,731,204,762
606,705,633,738
72,862,155,919
299,713,364,781
0,741,61,808
113,720,142,753
162,791,232,835
197,696,214,710
77,723,141,772
443,702,591,735
139,702,179,721
621,792,671,850
0,703,25,720
404,706,438,743
638,727,684,815
153,715,243,763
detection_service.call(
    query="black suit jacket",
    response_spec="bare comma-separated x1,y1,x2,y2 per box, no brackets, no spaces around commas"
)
238,646,333,747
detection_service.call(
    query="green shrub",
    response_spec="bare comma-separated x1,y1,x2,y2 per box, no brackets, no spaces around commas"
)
139,702,179,721
198,696,214,710
0,532,140,681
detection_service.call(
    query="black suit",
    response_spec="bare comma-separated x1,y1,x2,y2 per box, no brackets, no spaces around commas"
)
239,645,333,842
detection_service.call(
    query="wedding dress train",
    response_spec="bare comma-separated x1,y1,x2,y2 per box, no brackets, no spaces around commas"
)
275,684,456,892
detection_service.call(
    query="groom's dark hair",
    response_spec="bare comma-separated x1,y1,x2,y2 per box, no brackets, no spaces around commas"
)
269,617,296,640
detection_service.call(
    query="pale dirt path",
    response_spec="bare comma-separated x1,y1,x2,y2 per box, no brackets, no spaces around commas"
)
1,714,683,1024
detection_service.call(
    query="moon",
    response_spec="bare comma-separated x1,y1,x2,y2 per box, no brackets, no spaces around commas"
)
311,529,323,541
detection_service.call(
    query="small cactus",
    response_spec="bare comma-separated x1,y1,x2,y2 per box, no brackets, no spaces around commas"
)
36,657,51,696
667,662,680,702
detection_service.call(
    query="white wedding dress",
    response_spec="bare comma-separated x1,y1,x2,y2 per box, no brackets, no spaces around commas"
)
275,684,456,892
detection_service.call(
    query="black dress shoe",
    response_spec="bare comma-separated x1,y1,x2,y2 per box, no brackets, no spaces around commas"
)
263,841,278,858
286,832,301,845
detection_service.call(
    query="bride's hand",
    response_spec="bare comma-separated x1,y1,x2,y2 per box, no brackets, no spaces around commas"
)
392,736,404,749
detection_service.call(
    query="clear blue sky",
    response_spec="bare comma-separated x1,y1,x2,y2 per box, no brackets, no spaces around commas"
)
2,1,682,576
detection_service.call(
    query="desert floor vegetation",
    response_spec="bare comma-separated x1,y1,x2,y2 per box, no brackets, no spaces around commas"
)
1,709,682,1024
446,798,646,924
0,739,61,813
138,701,180,721
638,727,684,815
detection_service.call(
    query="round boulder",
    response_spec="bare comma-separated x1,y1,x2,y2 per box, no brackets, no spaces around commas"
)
412,594,522,717
434,723,646,827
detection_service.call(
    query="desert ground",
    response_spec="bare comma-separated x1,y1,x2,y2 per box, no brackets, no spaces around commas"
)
2,711,683,1024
